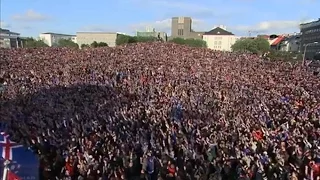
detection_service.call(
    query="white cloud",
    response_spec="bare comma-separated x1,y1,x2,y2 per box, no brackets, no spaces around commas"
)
0,21,11,28
231,20,310,34
129,18,208,34
12,10,50,21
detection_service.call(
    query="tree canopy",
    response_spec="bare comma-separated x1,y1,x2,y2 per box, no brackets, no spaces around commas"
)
81,44,90,49
57,39,79,48
231,38,270,54
91,41,108,48
24,38,49,48
169,38,207,48
116,34,158,45
266,50,302,62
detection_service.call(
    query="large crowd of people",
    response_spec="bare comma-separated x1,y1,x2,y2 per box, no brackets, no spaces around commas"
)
0,42,319,180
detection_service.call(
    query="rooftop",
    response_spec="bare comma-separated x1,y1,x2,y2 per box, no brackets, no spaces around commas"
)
41,32,75,36
0,28,20,35
270,36,285,46
204,27,234,36
76,32,118,34
300,18,320,26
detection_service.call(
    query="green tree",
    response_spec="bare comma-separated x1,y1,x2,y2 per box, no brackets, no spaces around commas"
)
81,44,90,49
169,38,207,47
169,37,186,45
24,38,49,48
97,42,108,47
253,37,270,53
267,50,302,62
116,34,136,45
57,39,79,48
91,41,98,48
135,36,157,42
116,34,159,45
231,38,270,54
90,41,108,48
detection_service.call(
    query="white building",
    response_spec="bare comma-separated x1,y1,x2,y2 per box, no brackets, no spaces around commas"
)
202,27,238,51
0,28,22,48
76,32,118,48
39,32,76,47
279,34,301,52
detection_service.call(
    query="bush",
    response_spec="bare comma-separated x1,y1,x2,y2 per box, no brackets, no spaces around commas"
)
267,50,302,62
169,38,207,48
81,44,90,49
116,34,158,46
57,39,79,48
24,38,49,48
87,41,109,48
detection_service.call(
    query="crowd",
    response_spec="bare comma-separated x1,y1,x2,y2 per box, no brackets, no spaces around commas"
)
0,42,319,180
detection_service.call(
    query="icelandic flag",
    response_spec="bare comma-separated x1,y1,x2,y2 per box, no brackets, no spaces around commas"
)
0,132,39,180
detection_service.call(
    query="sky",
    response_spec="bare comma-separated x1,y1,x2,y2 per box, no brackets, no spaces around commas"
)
0,0,319,37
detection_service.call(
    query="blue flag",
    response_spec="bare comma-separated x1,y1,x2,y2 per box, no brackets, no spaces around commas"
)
0,132,39,180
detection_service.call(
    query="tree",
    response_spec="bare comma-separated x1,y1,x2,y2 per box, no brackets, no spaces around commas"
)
116,34,136,45
57,39,79,48
90,41,108,48
169,37,186,45
231,38,270,54
253,37,270,53
116,34,158,46
97,42,108,47
91,41,99,48
81,44,90,49
24,38,49,48
169,38,207,48
265,50,303,62
135,36,157,42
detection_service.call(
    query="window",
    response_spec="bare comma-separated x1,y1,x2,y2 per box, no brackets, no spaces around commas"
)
178,29,184,36
214,41,217,45
178,24,184,29
178,17,184,23
218,41,222,45
181,29,184,36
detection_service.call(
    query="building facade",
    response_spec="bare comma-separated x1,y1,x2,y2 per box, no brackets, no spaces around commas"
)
300,18,320,59
171,17,204,39
0,28,22,48
39,32,76,47
279,34,300,52
76,32,118,48
203,27,238,51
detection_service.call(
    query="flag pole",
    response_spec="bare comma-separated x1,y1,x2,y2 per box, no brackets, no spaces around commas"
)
2,160,9,180
2,167,7,180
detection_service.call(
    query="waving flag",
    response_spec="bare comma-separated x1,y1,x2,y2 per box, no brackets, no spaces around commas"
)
0,132,39,180
7,170,21,180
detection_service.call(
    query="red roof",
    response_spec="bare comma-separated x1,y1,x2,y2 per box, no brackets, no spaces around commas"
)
271,36,285,46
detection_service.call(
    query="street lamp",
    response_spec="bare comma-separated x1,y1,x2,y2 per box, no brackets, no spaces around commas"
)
303,42,318,66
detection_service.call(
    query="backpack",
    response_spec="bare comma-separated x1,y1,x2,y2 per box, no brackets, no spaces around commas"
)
147,157,155,174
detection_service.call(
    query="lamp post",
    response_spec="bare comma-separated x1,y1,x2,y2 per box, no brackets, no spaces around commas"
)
303,42,318,66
